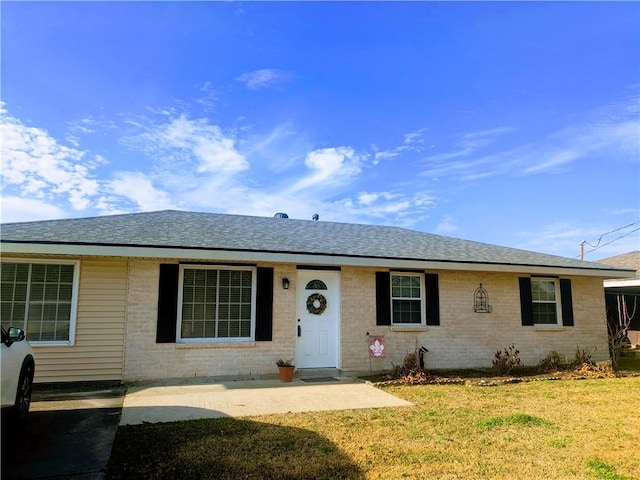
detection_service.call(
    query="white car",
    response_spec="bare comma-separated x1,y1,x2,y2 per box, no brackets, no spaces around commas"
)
1,326,35,423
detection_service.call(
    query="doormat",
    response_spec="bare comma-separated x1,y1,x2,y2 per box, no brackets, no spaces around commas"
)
300,377,341,383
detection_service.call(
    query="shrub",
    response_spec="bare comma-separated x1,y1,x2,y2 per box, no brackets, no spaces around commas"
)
538,350,564,373
569,346,594,369
390,352,428,383
491,344,521,376
538,347,596,373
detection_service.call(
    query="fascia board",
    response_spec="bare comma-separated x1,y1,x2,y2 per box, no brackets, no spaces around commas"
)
1,241,635,279
604,279,640,288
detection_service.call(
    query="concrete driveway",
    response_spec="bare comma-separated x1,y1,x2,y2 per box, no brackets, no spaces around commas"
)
2,375,411,479
121,376,412,425
1,386,124,480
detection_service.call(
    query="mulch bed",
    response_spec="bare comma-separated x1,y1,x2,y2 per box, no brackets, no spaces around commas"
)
365,361,640,387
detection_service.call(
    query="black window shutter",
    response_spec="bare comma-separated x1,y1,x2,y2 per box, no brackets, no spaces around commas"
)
519,277,534,326
425,273,440,326
560,279,574,326
255,267,274,341
156,264,179,343
375,272,391,326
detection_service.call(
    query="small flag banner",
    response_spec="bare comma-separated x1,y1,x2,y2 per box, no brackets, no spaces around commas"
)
369,335,385,358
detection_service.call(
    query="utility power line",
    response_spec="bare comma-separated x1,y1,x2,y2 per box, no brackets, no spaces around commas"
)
579,220,640,259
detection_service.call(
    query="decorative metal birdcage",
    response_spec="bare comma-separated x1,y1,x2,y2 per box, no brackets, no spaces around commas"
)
473,283,493,313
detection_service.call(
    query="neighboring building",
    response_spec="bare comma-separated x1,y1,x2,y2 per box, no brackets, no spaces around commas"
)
599,251,640,347
0,210,634,383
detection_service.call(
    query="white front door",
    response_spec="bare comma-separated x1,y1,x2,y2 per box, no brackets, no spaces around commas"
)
295,270,340,368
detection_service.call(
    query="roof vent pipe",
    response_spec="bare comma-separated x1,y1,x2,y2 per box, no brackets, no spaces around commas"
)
274,213,289,218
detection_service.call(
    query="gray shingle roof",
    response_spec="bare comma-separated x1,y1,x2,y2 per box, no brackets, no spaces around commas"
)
0,210,632,274
598,251,640,279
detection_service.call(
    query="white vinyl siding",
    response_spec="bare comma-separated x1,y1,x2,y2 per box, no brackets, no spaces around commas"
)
32,259,128,383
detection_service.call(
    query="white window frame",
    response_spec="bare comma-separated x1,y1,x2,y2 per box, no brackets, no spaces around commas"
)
1,258,80,346
176,265,257,343
390,272,426,326
531,277,562,326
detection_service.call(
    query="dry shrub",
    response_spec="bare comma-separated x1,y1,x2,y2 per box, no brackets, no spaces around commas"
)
390,353,429,384
492,344,521,376
574,360,615,378
538,351,564,373
538,346,598,373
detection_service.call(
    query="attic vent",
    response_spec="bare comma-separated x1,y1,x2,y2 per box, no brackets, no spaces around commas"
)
312,213,319,221
274,213,289,218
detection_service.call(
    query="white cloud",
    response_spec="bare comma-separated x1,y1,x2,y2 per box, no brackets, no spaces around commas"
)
422,126,514,169
65,116,117,147
460,127,514,143
124,114,248,175
373,129,425,164
403,130,424,145
286,147,363,194
435,216,458,235
108,172,177,211
113,111,438,229
195,81,217,112
523,149,579,174
421,95,640,180
236,69,288,90
1,196,67,223
0,105,101,211
241,123,308,173
0,105,440,232
374,150,399,162
333,191,437,224
357,192,379,206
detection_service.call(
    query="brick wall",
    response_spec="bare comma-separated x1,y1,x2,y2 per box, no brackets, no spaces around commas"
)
123,259,298,382
341,268,609,373
123,260,609,381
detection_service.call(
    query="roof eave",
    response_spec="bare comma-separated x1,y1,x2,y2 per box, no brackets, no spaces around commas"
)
1,241,634,278
604,279,640,288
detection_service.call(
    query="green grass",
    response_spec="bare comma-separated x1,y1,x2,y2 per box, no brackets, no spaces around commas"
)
107,377,640,480
586,459,636,480
476,413,555,429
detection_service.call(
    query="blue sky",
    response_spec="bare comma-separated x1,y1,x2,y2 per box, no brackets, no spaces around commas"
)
1,1,639,261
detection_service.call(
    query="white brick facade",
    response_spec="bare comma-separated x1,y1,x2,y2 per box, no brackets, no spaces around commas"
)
122,260,609,382
341,268,608,373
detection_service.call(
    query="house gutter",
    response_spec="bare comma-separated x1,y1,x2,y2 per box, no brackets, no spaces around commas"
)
1,241,635,278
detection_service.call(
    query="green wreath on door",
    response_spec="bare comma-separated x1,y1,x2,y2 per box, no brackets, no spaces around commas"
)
306,293,327,315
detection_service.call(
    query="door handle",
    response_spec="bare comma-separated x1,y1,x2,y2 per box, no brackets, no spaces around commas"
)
297,325,301,337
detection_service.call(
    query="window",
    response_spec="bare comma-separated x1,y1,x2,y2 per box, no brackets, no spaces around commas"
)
520,276,574,327
178,266,256,341
305,279,327,290
1,260,79,344
531,278,561,325
391,273,425,325
376,272,439,326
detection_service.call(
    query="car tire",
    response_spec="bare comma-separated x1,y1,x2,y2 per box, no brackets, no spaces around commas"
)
13,359,34,423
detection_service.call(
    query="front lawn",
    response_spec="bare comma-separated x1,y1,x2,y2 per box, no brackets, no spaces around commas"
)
107,377,640,480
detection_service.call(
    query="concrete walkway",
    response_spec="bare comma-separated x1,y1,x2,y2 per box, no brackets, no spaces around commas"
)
120,377,412,425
